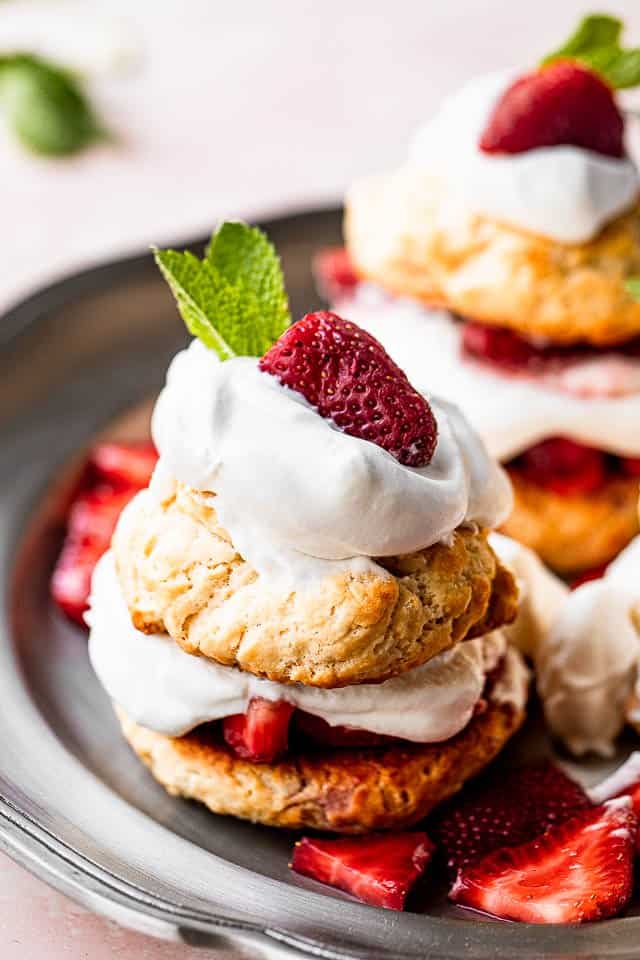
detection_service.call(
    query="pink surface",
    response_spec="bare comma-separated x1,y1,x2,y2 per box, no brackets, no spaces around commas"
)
3,0,640,955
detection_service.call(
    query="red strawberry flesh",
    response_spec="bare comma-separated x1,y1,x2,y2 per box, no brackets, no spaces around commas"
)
479,62,624,158
51,486,137,624
511,437,607,496
450,798,637,924
430,761,591,876
260,312,438,467
314,247,359,303
621,456,640,478
295,711,399,749
291,832,434,910
51,443,157,624
589,752,640,850
462,320,640,374
89,442,158,489
223,698,294,763
570,564,608,589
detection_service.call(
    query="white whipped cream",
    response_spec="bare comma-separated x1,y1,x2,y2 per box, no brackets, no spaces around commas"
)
491,535,640,758
409,71,640,244
151,339,512,581
87,552,528,741
489,532,569,658
337,286,640,460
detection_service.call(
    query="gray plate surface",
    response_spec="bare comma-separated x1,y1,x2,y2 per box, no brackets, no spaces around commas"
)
0,207,639,959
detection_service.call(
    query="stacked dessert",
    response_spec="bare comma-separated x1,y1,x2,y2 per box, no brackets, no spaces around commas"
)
87,221,528,833
336,14,640,575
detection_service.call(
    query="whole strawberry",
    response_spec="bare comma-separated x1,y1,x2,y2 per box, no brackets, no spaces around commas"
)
480,62,624,158
260,311,438,467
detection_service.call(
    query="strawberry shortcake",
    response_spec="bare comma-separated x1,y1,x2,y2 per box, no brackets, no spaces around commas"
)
336,15,640,574
86,221,528,834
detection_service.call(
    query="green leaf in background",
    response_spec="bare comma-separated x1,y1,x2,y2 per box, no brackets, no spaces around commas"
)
625,277,640,300
154,222,291,360
0,54,104,156
542,14,640,89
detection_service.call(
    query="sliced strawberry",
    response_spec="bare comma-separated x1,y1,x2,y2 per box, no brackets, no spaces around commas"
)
51,486,136,624
260,312,438,467
513,437,607,496
431,761,590,876
89,442,158,489
621,455,640,478
589,753,640,849
570,564,608,589
295,711,398,748
291,832,434,910
223,698,294,763
479,62,624,158
450,798,636,924
313,247,359,303
462,321,540,371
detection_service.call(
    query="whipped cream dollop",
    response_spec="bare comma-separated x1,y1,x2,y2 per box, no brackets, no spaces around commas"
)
409,71,640,244
338,286,640,460
492,535,640,757
151,339,512,580
88,552,528,741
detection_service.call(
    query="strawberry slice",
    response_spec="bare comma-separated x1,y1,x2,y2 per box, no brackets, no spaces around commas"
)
295,711,398,749
89,442,158,489
313,247,359,303
513,437,607,496
570,564,607,589
51,486,136,624
589,752,640,849
260,312,438,467
223,698,294,763
430,761,591,876
479,62,624,158
462,321,540,371
621,456,640,478
450,798,637,923
291,832,434,910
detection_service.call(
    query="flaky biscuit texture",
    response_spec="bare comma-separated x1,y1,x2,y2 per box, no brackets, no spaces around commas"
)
112,481,517,687
346,170,640,345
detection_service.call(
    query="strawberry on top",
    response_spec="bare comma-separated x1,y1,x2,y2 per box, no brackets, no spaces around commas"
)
479,61,624,157
260,311,438,468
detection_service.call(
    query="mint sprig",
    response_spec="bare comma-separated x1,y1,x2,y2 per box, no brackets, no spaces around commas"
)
154,222,291,360
542,14,640,89
625,277,640,300
0,54,104,155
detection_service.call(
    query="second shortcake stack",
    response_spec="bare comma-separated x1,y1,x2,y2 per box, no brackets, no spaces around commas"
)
340,15,640,575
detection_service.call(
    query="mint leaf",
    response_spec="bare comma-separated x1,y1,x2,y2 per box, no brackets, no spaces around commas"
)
154,222,291,360
625,277,640,299
543,14,622,60
206,221,290,349
0,54,104,155
542,14,640,89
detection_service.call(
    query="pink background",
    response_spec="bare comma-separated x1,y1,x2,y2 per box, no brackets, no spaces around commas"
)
2,1,640,956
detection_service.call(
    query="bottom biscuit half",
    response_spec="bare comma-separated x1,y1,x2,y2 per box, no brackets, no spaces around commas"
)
116,687,526,834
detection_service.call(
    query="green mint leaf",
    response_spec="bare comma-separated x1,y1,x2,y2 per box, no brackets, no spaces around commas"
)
604,49,640,89
154,222,291,360
541,14,640,88
625,277,640,300
206,221,290,350
0,54,103,156
542,14,622,61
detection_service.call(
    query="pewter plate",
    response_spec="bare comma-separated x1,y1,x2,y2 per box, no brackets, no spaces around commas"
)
0,207,638,959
